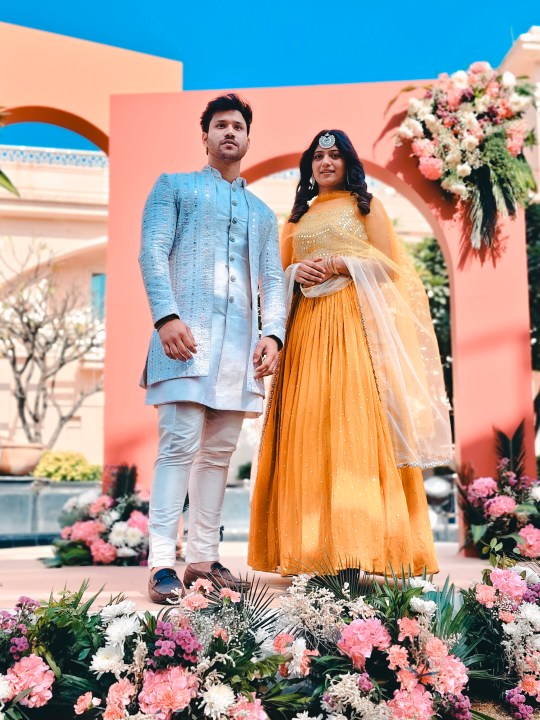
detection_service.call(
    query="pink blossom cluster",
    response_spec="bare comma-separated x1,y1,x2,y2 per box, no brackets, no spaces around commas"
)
518,525,540,558
4,654,55,708
475,568,528,611
138,666,198,720
229,693,269,720
149,619,202,667
337,618,392,669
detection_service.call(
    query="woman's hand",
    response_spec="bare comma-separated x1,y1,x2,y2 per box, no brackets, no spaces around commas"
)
296,257,333,287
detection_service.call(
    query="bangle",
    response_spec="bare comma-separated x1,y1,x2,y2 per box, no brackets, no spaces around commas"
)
328,255,340,275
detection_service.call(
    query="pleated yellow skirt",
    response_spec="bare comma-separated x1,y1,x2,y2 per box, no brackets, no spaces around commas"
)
248,284,438,576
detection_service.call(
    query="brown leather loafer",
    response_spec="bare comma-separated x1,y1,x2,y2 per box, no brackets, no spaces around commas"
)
183,562,251,591
148,568,185,604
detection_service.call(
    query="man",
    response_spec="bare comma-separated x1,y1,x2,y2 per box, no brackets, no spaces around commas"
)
139,93,286,603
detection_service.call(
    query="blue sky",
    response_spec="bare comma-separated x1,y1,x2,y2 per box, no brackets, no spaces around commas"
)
1,1,539,149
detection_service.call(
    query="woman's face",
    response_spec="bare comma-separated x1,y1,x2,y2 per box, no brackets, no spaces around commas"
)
312,145,346,191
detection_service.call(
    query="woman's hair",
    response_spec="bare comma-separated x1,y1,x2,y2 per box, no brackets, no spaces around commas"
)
289,129,373,223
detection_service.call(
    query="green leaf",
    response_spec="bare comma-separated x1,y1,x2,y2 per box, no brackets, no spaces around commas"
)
515,502,538,515
0,169,19,196
471,524,489,543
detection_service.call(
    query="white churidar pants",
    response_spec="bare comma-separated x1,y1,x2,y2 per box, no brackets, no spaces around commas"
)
149,402,245,568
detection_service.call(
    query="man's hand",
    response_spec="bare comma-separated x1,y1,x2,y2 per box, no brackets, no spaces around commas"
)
253,336,279,379
158,318,197,361
296,257,333,287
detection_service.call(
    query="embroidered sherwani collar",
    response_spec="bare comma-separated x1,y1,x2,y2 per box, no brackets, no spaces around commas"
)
203,164,247,187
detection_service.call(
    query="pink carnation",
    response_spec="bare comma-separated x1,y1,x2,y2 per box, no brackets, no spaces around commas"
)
337,618,391,669
70,520,106,545
396,668,419,692
418,156,443,181
520,675,540,700
388,685,434,720
220,587,241,603
90,539,118,564
103,678,136,720
6,654,55,708
468,477,498,499
89,495,114,518
127,510,149,534
74,691,100,715
437,655,469,695
229,693,269,720
191,578,213,594
139,667,198,720
469,61,492,75
425,636,448,664
490,568,527,602
274,633,294,653
499,611,516,623
181,592,210,611
518,524,540,558
397,617,422,642
475,584,497,608
213,627,229,642
485,495,517,517
388,644,409,670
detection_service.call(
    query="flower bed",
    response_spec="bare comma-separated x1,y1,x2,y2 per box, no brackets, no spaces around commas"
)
45,465,150,568
1,560,539,720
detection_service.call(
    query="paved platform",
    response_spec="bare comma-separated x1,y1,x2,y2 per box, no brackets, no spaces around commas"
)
0,542,488,612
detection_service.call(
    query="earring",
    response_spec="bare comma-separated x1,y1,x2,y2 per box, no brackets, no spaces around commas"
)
310,175,315,187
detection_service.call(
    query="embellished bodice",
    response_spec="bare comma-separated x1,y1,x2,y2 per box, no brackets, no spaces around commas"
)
292,193,370,261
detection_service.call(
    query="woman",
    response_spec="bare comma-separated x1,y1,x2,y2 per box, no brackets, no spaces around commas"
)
248,130,452,577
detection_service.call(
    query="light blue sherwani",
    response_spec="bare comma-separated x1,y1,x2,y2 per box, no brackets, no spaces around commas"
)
139,165,286,403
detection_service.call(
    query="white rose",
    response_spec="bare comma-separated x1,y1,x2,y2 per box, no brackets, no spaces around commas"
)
508,93,530,113
502,71,516,87
201,683,235,719
451,70,469,88
462,134,479,151
457,163,472,177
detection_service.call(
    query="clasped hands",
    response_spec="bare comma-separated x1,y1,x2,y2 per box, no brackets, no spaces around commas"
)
296,256,340,288
158,318,279,378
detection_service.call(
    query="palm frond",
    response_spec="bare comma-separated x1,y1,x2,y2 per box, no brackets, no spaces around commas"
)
494,419,526,477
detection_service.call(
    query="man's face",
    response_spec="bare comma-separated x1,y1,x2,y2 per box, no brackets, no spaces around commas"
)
202,110,250,162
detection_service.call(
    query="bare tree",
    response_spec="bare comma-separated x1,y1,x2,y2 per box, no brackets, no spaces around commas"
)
0,242,105,448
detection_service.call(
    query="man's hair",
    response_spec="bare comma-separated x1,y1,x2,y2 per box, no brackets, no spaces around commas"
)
200,93,253,135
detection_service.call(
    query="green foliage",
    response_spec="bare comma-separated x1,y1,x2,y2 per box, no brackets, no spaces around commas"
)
33,451,101,483
409,236,453,412
237,461,252,480
468,132,536,249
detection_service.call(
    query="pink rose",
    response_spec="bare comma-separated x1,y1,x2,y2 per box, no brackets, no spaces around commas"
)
418,156,443,181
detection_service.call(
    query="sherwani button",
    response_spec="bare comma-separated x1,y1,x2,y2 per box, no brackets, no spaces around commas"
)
231,275,236,282
229,296,234,303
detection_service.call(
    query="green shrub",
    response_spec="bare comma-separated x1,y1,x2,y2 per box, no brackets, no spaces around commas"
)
33,451,102,482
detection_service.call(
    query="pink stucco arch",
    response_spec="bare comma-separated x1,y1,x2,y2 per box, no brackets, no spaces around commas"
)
104,83,535,491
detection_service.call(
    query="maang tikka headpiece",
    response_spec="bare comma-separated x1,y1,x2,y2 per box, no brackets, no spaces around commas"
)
318,132,336,149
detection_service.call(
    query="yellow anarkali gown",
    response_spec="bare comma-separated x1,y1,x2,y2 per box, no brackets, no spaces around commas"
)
248,192,452,576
